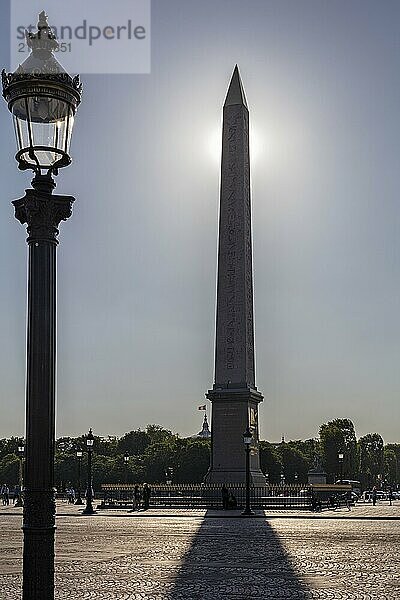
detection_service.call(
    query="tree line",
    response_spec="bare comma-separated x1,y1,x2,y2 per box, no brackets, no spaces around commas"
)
0,419,398,490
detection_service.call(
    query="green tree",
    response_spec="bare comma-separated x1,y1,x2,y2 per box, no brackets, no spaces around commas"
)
259,442,282,483
277,443,310,483
319,418,357,481
54,451,77,491
385,444,400,485
92,455,121,490
175,439,210,483
384,448,397,486
0,454,20,486
142,437,179,483
0,437,24,459
117,430,150,456
358,433,384,488
319,423,344,481
146,424,174,445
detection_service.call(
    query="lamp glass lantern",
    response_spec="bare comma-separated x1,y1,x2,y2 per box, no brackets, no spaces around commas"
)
2,11,82,174
124,452,129,464
76,450,83,458
338,452,344,461
86,429,94,448
18,445,25,455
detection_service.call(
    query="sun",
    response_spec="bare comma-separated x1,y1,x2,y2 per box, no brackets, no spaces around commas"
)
206,122,264,166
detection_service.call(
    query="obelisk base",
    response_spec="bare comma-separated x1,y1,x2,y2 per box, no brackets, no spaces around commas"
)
204,387,266,485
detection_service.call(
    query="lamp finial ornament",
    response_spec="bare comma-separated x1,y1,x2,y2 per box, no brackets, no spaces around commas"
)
38,11,49,27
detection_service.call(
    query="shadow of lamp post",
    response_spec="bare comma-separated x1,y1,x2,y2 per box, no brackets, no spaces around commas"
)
1,11,82,599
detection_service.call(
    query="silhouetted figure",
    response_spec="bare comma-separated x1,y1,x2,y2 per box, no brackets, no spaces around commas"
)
221,484,229,510
227,492,237,509
13,485,21,505
1,484,9,506
372,486,377,506
133,484,141,511
142,483,151,510
312,496,322,512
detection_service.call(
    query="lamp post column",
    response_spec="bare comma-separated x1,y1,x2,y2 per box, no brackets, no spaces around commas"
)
83,429,95,515
124,452,129,485
13,174,74,599
2,11,82,598
75,451,83,505
242,428,254,517
338,452,344,484
15,445,24,507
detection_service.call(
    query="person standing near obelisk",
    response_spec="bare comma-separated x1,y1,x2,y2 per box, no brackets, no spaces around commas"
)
205,66,265,484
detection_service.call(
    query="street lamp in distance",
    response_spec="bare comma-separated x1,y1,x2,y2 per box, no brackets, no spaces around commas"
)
75,450,83,505
124,452,130,485
15,444,24,507
82,429,95,515
338,452,344,484
242,427,254,517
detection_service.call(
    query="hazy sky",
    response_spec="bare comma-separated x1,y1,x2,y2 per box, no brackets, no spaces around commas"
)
1,0,400,443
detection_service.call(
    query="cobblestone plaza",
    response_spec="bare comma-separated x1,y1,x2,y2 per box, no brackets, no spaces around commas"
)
1,503,399,599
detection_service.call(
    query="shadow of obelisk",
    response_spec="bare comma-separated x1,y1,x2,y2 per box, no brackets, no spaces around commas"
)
205,66,266,485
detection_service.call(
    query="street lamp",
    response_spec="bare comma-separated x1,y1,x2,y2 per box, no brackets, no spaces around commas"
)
2,11,82,599
281,472,285,485
83,429,95,515
75,450,83,505
15,444,25,507
165,466,174,485
338,452,344,484
242,427,254,516
124,452,130,485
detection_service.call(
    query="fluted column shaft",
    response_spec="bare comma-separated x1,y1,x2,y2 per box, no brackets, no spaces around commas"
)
13,174,74,600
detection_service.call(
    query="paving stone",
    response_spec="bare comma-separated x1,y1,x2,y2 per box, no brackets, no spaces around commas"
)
0,503,399,598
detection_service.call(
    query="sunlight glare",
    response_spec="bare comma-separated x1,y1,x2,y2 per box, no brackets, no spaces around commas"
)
206,122,264,167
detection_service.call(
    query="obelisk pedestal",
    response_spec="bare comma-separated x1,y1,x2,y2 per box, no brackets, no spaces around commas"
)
205,66,265,485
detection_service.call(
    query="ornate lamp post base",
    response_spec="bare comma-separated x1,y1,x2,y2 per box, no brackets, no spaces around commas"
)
82,505,96,515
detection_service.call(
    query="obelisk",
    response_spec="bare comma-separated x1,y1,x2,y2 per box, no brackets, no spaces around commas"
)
205,66,265,484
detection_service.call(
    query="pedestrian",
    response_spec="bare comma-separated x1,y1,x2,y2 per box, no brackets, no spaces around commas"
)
388,487,393,507
227,492,237,509
13,484,21,505
132,484,141,511
2,484,9,506
142,483,151,510
372,486,377,507
221,484,229,510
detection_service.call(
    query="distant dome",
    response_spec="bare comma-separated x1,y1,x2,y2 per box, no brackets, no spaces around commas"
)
197,414,211,439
